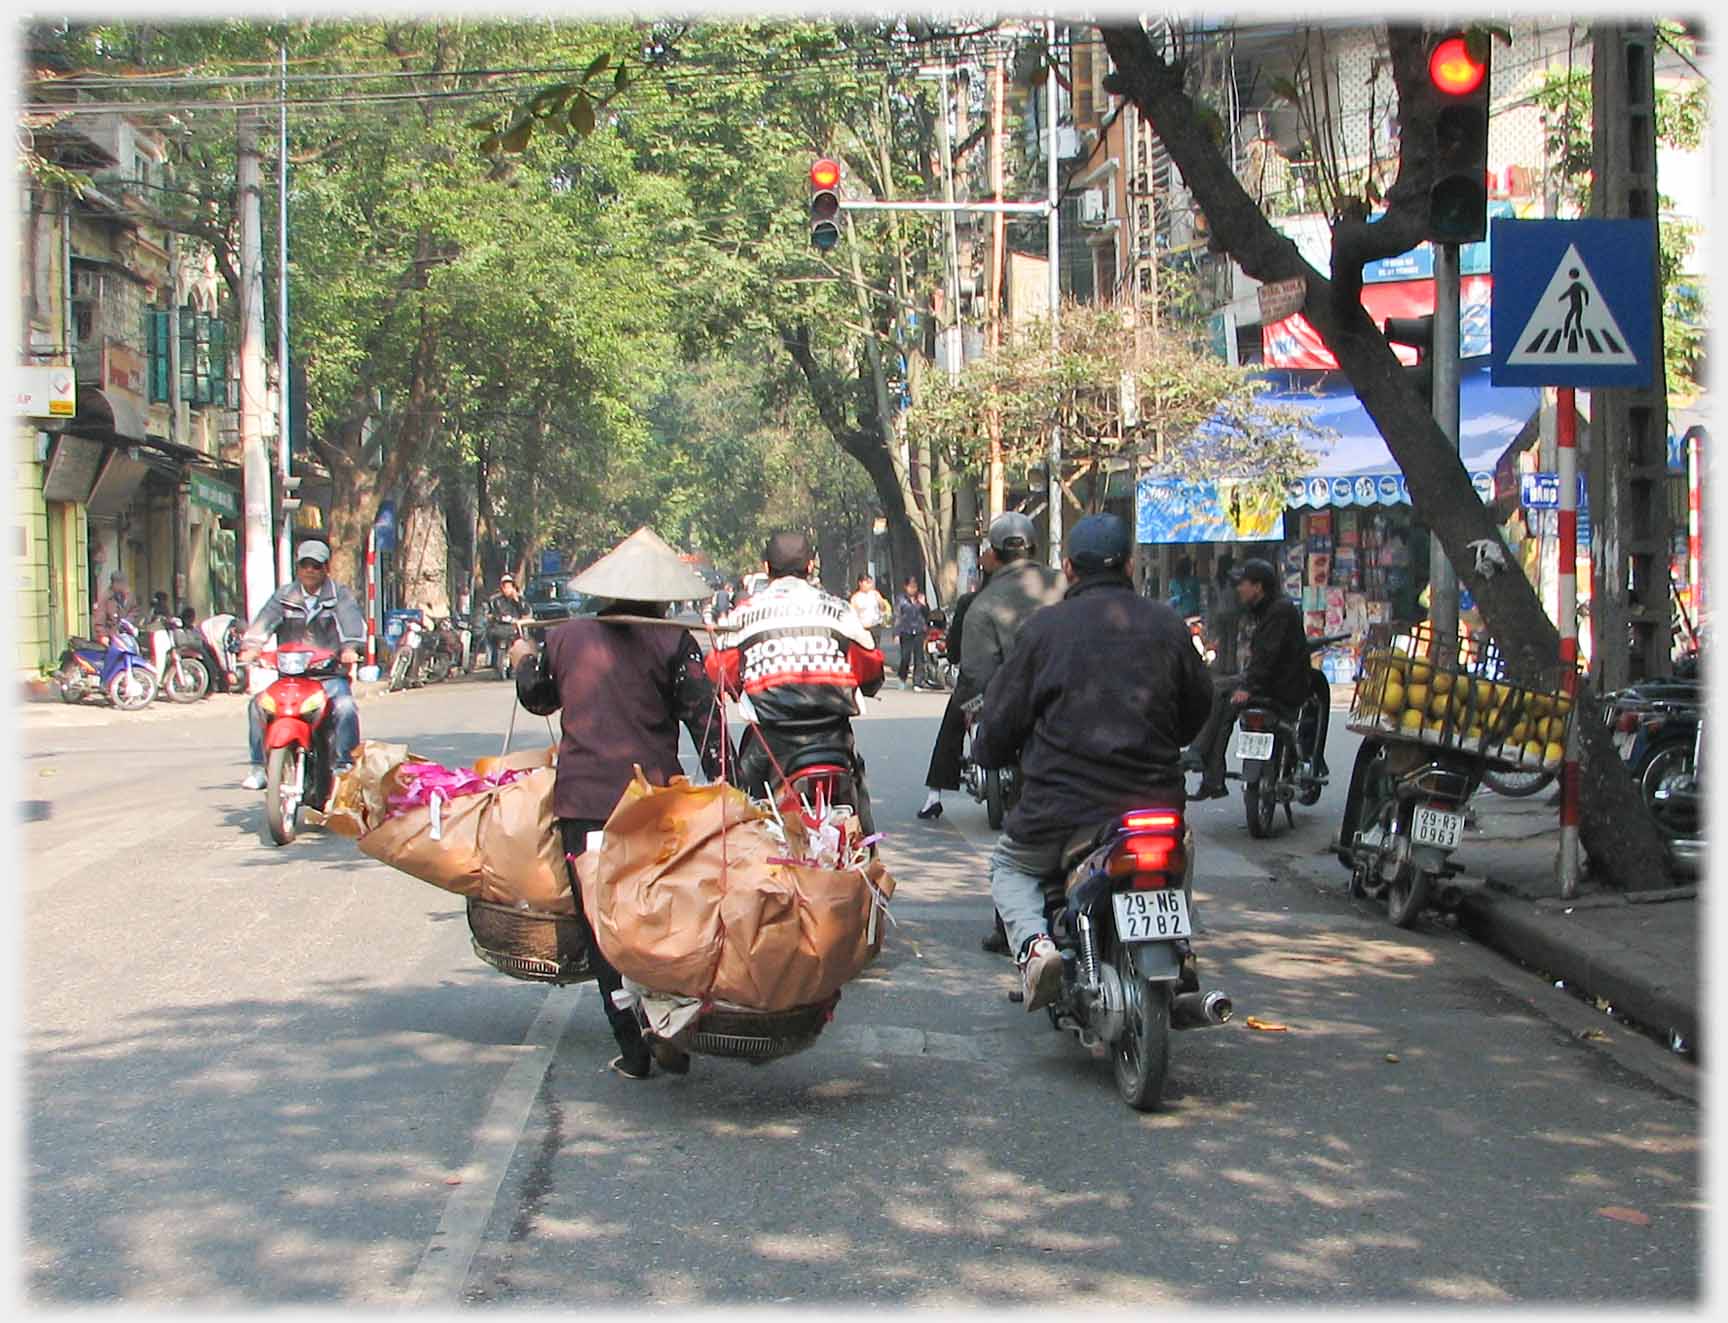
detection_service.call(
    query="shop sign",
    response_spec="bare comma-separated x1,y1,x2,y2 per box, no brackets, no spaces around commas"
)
189,471,239,518
16,365,76,418
1135,476,1284,545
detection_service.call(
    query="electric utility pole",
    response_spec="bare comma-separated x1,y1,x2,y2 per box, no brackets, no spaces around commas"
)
237,113,277,624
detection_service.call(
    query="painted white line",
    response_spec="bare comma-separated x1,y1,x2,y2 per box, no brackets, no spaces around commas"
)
401,983,587,1309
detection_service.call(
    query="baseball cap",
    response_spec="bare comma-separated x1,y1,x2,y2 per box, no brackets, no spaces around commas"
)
295,539,331,565
987,512,1037,552
1233,558,1278,590
1066,514,1131,574
500,573,515,585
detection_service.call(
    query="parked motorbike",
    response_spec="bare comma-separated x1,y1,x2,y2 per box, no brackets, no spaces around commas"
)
198,612,250,693
1340,625,1574,927
1007,805,1230,1110
388,616,425,692
960,695,1021,830
923,612,955,690
419,617,462,684
257,643,346,846
55,618,158,710
1228,633,1348,837
144,610,213,703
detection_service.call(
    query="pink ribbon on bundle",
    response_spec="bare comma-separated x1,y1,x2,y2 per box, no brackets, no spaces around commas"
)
385,762,530,819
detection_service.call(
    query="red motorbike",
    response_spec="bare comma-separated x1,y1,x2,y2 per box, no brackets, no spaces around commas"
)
258,644,347,846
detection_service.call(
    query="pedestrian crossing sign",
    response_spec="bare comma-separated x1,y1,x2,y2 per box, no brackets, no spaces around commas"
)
1490,219,1656,388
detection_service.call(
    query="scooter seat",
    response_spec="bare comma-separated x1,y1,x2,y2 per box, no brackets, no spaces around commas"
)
782,744,852,778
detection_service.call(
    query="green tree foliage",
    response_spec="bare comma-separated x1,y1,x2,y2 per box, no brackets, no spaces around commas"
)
905,300,1329,514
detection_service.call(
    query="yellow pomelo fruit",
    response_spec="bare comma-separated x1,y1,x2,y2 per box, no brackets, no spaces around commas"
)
1544,741,1566,764
1523,740,1546,761
1554,696,1573,718
1399,708,1424,733
1509,721,1529,744
1474,679,1495,705
1424,717,1448,737
1430,692,1452,718
1432,672,1455,694
1380,681,1406,714
1490,682,1513,707
1409,662,1434,685
1405,684,1429,710
1529,694,1553,717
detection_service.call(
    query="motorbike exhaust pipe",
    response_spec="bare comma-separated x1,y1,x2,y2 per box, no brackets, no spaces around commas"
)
1171,990,1233,1029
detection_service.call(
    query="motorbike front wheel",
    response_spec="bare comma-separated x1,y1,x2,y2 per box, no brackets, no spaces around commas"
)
388,649,412,693
264,744,303,846
1111,941,1172,1111
106,666,158,711
1482,767,1556,798
164,654,211,703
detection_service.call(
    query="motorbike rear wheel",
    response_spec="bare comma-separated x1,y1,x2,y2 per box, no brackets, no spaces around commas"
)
1111,941,1171,1111
424,652,451,684
984,768,1007,830
1384,807,1430,928
164,654,211,703
106,666,158,711
264,744,303,846
1243,755,1278,838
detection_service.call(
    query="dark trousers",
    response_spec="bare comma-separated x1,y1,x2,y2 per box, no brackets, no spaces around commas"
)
560,818,647,1063
1191,676,1244,789
735,722,875,838
896,632,926,684
924,683,977,790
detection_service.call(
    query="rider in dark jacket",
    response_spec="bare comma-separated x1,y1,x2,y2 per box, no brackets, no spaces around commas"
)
1189,558,1312,798
977,515,1213,1009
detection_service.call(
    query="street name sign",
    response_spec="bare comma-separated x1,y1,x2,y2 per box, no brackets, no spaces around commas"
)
1257,276,1307,324
1490,218,1656,388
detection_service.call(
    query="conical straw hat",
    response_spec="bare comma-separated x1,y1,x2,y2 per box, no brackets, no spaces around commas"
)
569,527,710,602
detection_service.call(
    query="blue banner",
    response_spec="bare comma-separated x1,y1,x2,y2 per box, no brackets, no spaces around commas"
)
1136,477,1285,544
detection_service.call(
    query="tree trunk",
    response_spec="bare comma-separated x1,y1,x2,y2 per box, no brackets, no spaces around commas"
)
1098,22,1671,888
397,466,449,619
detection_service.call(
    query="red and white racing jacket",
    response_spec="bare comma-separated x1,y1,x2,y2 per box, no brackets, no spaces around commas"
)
705,575,885,727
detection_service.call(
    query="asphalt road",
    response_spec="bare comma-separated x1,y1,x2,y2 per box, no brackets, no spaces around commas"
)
16,673,1701,1306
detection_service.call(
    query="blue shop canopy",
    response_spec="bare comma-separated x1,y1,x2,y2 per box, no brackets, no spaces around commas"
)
1135,366,1541,542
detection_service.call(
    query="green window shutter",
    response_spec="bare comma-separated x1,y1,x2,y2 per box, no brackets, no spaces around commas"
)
193,312,212,404
178,306,198,405
147,309,170,403
207,316,228,408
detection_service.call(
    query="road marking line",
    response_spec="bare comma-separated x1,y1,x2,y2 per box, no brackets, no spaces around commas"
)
402,983,586,1309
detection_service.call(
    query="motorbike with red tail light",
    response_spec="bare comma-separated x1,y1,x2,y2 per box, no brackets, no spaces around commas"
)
1012,806,1231,1111
257,644,347,846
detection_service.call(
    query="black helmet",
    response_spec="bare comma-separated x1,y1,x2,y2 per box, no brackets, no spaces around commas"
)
1233,558,1279,593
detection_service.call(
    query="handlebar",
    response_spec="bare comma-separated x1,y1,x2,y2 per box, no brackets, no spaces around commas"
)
1307,633,1351,651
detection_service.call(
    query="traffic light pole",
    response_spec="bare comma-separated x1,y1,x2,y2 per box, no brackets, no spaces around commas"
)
1428,240,1462,656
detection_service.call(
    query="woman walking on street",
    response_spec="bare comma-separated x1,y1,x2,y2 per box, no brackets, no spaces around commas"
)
893,577,928,688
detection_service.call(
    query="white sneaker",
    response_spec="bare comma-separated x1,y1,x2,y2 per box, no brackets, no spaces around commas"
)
1018,935,1064,1012
241,767,266,791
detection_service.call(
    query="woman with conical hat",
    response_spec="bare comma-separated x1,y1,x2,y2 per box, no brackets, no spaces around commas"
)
510,526,731,1079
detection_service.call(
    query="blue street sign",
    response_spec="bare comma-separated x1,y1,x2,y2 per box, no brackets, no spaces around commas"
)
1521,472,1560,509
1490,219,1656,388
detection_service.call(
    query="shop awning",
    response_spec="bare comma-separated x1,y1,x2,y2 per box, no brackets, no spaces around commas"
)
1135,365,1542,541
1267,365,1539,508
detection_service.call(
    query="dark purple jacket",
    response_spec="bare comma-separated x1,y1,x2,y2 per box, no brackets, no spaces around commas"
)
515,611,729,821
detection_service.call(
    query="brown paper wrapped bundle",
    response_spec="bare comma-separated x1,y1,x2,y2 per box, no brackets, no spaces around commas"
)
356,765,574,915
473,745,556,778
320,741,426,838
576,769,895,1012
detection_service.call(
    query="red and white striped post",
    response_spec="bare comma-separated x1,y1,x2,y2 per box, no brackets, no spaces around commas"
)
1557,387,1581,897
364,524,378,669
1688,428,1703,621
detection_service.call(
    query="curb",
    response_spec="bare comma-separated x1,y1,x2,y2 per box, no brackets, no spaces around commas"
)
1455,886,1698,1050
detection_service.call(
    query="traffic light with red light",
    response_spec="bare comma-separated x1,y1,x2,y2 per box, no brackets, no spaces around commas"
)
1425,31,1491,245
810,157,841,251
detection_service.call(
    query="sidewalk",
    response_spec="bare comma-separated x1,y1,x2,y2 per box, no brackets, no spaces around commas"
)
1449,793,1700,1057
15,675,396,727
